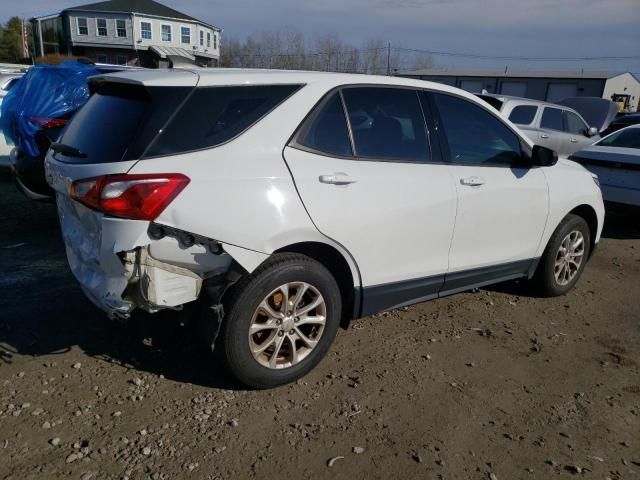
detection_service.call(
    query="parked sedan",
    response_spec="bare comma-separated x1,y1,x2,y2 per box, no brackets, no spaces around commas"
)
45,69,604,388
477,94,598,156
570,125,640,207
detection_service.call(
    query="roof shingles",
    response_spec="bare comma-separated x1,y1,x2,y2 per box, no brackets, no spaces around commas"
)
65,0,216,28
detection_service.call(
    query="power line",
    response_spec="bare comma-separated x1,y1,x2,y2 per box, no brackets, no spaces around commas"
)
231,45,640,62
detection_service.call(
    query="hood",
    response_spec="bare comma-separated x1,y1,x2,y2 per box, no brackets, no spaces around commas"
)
556,97,619,133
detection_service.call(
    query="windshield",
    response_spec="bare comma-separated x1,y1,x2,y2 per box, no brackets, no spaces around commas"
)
597,128,640,149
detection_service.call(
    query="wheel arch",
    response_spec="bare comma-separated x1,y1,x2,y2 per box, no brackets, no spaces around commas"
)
274,241,361,324
568,204,599,257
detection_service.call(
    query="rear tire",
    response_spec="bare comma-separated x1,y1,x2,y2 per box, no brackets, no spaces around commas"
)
217,253,342,389
533,214,591,297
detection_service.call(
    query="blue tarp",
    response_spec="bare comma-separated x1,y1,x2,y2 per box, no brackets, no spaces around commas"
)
0,62,99,157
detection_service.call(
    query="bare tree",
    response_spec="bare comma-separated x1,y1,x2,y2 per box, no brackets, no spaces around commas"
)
219,29,434,75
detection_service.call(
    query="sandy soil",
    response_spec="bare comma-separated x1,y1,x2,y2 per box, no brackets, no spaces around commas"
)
1,170,639,480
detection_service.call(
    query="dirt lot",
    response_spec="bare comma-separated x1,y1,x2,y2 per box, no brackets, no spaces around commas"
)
1,169,639,480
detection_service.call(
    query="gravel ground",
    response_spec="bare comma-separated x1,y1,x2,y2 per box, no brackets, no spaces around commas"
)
1,170,639,480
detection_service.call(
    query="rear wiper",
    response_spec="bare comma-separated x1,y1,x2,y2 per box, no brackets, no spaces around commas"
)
50,143,87,158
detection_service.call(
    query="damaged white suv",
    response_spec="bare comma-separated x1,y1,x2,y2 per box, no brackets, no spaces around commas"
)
45,69,604,388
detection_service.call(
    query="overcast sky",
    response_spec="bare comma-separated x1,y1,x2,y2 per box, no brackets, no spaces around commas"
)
1,0,639,73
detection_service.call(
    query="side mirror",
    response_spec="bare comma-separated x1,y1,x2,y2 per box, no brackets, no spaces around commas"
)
587,126,598,137
531,145,558,167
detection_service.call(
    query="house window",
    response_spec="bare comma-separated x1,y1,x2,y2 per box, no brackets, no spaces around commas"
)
97,18,107,36
141,21,152,40
181,26,190,44
77,17,88,35
117,55,128,65
96,53,108,63
214,33,217,49
161,24,172,42
116,19,126,38
200,30,204,46
207,32,211,48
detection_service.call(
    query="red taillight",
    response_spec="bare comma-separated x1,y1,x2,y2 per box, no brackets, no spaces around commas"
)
28,116,68,129
70,174,190,221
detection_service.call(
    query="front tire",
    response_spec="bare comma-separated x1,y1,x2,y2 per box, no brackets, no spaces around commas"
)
218,253,342,389
533,214,591,297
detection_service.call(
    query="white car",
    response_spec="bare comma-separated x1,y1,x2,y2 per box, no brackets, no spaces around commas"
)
45,69,605,388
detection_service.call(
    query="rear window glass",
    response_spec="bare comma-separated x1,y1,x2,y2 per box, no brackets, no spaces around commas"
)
297,92,352,157
145,84,302,157
57,83,190,164
342,87,429,161
508,105,537,125
540,107,563,130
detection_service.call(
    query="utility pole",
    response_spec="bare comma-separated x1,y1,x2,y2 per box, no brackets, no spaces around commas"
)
386,42,391,75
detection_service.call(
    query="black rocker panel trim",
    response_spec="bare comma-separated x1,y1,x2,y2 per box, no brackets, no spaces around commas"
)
360,258,536,317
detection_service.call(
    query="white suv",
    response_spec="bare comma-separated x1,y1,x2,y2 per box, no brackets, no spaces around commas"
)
45,69,604,388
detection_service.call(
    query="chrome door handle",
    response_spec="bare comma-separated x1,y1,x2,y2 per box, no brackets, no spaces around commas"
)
319,173,357,185
460,176,486,187
540,134,549,139
570,138,578,143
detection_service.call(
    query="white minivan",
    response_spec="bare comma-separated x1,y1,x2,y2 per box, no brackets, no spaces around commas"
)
45,69,604,388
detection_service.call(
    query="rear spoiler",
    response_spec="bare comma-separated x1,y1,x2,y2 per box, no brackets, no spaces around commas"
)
87,69,199,94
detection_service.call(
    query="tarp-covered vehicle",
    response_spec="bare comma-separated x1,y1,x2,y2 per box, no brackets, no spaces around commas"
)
0,61,137,200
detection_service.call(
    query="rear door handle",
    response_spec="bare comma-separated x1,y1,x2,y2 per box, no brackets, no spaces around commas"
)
570,138,578,143
540,134,549,139
460,176,486,187
319,173,357,185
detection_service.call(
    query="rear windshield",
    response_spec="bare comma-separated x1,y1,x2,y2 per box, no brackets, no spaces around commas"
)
56,83,302,164
57,83,190,164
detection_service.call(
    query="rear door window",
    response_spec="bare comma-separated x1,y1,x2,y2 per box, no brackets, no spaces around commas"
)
433,93,522,166
508,105,537,125
145,85,302,157
296,92,353,157
341,87,429,162
540,107,564,131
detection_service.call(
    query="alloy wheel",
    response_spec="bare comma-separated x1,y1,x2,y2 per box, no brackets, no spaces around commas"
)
554,230,585,286
248,282,327,369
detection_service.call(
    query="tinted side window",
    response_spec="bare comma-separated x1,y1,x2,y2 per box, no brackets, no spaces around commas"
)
342,87,429,161
146,85,302,157
297,92,352,157
540,107,563,130
433,93,522,166
508,105,537,125
598,128,640,149
564,111,587,135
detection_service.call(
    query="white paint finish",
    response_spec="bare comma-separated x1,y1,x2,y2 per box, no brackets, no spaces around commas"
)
447,166,548,271
284,148,456,286
536,158,605,255
44,69,606,316
603,73,640,112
